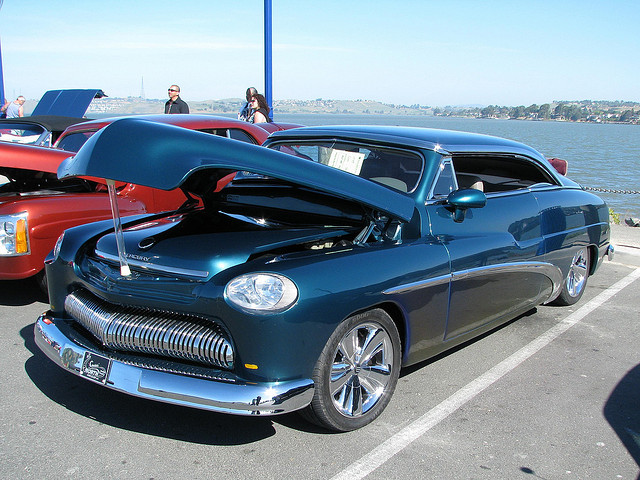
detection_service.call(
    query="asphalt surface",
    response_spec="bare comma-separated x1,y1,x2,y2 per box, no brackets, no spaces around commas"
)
1,226,639,480
611,223,640,268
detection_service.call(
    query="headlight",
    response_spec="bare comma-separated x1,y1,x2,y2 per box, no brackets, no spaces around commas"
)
0,212,29,256
51,231,65,262
225,273,298,314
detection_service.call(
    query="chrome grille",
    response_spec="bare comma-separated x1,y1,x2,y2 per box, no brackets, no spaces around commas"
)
64,290,233,369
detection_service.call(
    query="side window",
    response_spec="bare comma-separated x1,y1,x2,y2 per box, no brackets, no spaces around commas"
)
453,155,556,194
198,128,224,136
228,129,258,144
197,128,258,144
56,131,95,153
430,159,457,199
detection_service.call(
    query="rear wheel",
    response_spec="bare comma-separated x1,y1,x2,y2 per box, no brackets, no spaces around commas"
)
552,248,590,306
301,309,401,432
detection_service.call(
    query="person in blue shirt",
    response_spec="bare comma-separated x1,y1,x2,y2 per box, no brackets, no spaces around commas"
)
238,87,258,121
1,96,26,118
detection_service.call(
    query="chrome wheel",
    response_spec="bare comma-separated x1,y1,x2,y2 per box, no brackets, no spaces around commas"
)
330,322,394,417
302,309,401,431
552,248,590,306
566,249,588,298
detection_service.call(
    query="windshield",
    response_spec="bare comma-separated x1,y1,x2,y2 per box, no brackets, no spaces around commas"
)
0,123,49,146
269,141,423,193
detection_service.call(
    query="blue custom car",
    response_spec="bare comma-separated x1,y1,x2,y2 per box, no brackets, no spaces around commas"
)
34,119,611,431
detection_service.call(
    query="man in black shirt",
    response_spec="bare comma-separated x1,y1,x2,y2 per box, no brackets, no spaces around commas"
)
165,85,189,114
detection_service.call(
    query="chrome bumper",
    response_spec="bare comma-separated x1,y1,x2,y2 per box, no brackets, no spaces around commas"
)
34,313,314,416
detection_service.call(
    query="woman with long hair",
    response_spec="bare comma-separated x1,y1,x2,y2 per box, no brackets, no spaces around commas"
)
249,94,271,123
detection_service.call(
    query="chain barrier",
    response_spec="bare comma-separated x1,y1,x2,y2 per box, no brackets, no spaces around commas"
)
584,186,640,195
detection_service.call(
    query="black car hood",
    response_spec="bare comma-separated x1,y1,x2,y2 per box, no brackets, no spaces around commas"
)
58,118,416,222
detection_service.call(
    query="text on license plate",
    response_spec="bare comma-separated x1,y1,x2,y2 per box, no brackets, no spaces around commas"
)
80,351,112,384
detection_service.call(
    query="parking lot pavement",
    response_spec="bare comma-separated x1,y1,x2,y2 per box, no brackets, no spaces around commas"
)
1,262,639,480
611,223,640,267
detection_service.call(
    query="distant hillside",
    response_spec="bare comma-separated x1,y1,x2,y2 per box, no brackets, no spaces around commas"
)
84,97,434,116
81,97,640,124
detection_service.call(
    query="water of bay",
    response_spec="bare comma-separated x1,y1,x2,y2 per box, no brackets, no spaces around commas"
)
277,114,640,217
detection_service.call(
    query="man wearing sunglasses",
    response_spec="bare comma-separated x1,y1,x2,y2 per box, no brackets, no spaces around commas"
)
165,85,189,114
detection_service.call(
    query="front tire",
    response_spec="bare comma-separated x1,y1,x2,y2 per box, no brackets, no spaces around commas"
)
552,248,590,306
302,309,401,432
34,270,48,296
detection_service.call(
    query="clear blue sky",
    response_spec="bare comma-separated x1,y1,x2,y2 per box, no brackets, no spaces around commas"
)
1,0,638,107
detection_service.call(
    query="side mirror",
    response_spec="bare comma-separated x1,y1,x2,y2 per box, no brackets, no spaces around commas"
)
447,188,487,222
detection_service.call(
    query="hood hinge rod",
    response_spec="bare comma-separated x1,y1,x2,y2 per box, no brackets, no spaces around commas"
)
107,179,131,276
353,220,377,246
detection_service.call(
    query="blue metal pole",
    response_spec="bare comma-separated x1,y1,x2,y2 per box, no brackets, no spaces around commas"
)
0,0,5,107
0,37,5,107
264,0,273,120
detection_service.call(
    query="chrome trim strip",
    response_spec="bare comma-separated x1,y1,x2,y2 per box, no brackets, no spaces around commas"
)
453,262,562,284
383,273,451,295
35,315,314,416
95,250,209,278
426,157,455,201
484,189,532,199
425,187,530,205
527,183,562,192
383,262,563,300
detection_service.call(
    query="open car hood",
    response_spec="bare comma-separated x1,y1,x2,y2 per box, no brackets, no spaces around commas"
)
0,142,72,173
58,118,416,222
30,89,107,117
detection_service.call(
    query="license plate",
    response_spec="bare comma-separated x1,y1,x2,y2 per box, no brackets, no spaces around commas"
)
80,352,112,384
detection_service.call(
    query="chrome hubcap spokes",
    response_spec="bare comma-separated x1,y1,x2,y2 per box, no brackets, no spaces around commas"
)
566,249,588,297
330,323,393,417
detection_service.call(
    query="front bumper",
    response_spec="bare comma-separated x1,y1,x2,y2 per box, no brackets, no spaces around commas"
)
34,312,314,416
0,255,39,280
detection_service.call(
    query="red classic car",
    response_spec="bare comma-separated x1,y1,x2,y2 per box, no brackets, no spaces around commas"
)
53,114,299,153
0,114,298,290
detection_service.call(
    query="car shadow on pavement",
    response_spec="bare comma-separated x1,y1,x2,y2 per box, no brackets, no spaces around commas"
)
604,363,640,470
21,323,284,445
0,278,47,306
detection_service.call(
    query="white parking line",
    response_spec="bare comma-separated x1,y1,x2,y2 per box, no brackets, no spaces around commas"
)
331,268,640,480
615,245,640,256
